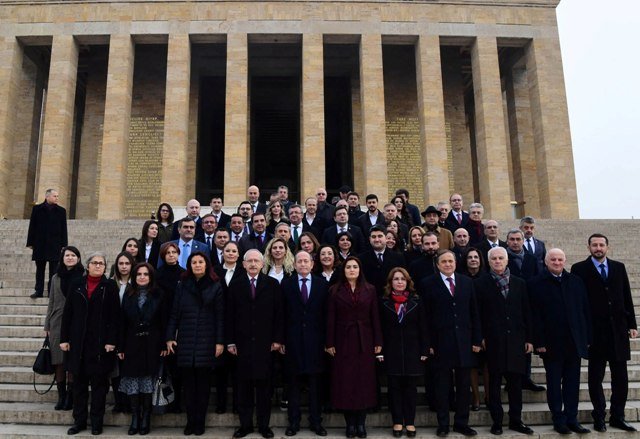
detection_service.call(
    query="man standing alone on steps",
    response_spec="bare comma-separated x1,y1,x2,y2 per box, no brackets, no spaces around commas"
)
27,188,68,299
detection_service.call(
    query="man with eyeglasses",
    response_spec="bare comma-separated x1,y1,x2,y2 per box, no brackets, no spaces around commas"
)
444,194,470,234
475,220,507,270
465,203,485,245
162,218,210,269
237,201,255,235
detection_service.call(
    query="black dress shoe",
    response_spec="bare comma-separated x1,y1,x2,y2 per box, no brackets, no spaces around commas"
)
67,424,86,435
183,424,194,436
259,427,275,438
436,426,449,437
286,425,299,436
509,422,534,435
567,423,591,434
91,425,103,435
356,425,367,438
490,424,503,435
233,427,254,438
453,425,477,436
193,426,205,436
610,417,637,432
406,429,416,438
392,428,403,437
554,425,572,435
311,425,328,436
593,419,606,433
346,425,356,438
30,292,43,299
522,380,545,392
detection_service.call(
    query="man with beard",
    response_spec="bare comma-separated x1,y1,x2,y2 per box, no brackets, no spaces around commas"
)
421,206,454,250
358,194,385,231
303,197,325,240
409,232,439,285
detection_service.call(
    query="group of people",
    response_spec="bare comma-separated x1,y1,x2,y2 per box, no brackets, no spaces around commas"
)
29,186,638,437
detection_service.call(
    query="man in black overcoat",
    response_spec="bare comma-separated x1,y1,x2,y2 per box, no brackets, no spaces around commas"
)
227,249,284,439
474,247,534,435
529,248,592,435
419,250,481,437
281,251,329,436
26,188,68,298
358,225,406,297
571,233,638,432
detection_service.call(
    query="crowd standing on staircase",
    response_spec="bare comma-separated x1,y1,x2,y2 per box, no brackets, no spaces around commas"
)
29,186,638,437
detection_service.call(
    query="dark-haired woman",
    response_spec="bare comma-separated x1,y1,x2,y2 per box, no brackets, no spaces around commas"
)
295,232,320,259
385,230,403,253
156,203,175,244
44,246,84,411
118,263,165,435
60,252,120,436
139,220,161,269
166,252,225,436
379,268,428,437
326,256,382,438
314,244,341,287
391,196,413,228
336,231,354,263
122,238,145,264
156,242,185,414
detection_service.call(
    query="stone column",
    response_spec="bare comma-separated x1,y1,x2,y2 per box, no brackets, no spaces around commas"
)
470,36,512,219
359,34,388,200
224,33,248,206
161,33,191,205
0,37,23,217
97,34,134,219
416,35,449,204
300,34,326,201
36,35,79,204
526,35,578,219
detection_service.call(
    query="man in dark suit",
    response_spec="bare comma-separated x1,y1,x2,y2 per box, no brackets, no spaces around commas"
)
358,225,406,297
302,197,326,240
314,188,334,224
239,212,272,255
27,188,68,298
321,206,365,254
210,196,231,229
444,193,469,233
571,234,637,432
171,199,205,241
281,251,329,436
475,220,507,269
237,201,254,234
475,247,534,436
278,185,294,214
519,216,546,273
228,249,284,438
358,194,385,232
160,218,210,268
505,229,539,281
529,248,592,435
409,232,439,285
201,214,217,253
288,204,310,248
465,203,485,245
211,228,230,267
248,185,268,214
382,203,408,243
420,250,482,437
229,214,248,243
452,228,470,267
346,192,365,225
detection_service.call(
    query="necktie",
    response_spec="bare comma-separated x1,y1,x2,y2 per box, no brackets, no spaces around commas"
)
456,213,462,224
181,243,190,268
244,224,250,235
252,204,257,212
446,277,455,297
257,234,263,246
340,227,346,233
491,243,497,248
206,236,212,250
250,277,256,299
377,252,384,264
234,233,240,242
526,238,533,253
599,263,607,281
293,226,299,243
300,278,308,304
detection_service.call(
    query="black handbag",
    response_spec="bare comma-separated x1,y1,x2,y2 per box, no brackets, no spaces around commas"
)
32,335,56,394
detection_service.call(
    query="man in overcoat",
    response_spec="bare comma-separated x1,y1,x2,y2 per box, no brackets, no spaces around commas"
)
227,249,284,439
474,247,534,435
571,233,637,432
419,250,481,437
529,248,592,435
27,188,68,298
281,251,329,436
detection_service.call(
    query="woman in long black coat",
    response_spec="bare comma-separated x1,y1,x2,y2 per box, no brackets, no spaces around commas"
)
379,267,428,437
118,263,165,435
166,252,225,436
60,251,120,436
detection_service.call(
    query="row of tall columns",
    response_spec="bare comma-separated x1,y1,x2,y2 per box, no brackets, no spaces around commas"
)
0,32,578,219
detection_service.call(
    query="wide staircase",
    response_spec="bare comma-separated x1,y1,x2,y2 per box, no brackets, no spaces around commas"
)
0,219,639,438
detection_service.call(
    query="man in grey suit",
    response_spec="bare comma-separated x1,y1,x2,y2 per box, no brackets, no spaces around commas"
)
160,218,210,268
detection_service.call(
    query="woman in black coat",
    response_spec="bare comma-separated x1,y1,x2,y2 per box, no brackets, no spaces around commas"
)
166,252,225,436
379,267,428,437
60,251,120,436
118,263,165,435
138,220,161,269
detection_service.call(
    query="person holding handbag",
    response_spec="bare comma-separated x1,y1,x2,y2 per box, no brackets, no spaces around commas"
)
118,263,166,435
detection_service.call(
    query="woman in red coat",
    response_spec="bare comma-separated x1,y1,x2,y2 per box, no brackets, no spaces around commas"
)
326,256,383,438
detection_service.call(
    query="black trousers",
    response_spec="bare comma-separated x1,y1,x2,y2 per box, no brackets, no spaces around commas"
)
588,357,629,421
435,366,471,428
288,372,322,428
214,354,238,411
487,369,522,425
181,367,212,428
344,410,366,427
73,371,109,426
543,353,581,427
237,378,272,429
388,375,418,426
34,259,57,295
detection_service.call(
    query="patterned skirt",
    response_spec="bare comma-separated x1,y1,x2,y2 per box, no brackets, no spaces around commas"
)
119,376,154,395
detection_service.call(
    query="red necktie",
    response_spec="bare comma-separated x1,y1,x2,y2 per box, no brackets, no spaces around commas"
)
446,277,455,297
250,277,256,299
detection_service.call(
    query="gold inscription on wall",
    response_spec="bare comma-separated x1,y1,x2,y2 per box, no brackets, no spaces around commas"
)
125,116,164,218
386,116,422,206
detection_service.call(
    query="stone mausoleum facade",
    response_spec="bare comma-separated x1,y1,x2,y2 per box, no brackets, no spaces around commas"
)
0,0,579,219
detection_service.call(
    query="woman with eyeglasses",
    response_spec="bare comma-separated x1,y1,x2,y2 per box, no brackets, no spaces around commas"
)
118,263,165,435
155,203,175,244
60,252,120,436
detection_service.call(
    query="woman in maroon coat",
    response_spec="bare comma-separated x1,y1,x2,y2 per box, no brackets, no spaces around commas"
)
326,256,383,438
